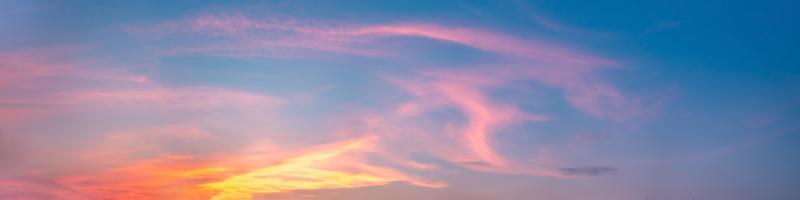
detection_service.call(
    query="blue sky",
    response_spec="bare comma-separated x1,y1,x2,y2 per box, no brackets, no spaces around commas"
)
1,0,798,199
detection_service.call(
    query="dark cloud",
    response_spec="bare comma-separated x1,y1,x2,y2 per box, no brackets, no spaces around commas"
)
560,166,617,176
458,161,491,167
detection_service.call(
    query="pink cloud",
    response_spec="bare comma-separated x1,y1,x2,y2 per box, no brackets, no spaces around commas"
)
131,14,616,66
380,71,565,177
355,23,615,66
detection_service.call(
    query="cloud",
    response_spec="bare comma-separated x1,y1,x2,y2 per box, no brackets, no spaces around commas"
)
130,14,614,65
384,70,555,175
560,166,617,176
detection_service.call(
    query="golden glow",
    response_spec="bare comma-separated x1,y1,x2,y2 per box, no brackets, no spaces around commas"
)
202,137,429,200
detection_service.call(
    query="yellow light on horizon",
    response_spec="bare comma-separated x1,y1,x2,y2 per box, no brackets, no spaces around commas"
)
202,137,407,200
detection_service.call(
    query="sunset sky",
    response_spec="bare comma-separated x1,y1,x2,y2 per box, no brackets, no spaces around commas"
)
1,0,799,199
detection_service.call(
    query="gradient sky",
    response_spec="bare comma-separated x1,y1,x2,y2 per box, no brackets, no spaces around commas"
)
1,0,799,199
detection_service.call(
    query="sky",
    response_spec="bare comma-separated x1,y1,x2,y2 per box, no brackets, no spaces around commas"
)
0,0,799,199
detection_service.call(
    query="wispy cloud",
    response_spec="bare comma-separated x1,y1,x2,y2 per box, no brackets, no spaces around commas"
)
129,14,615,65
